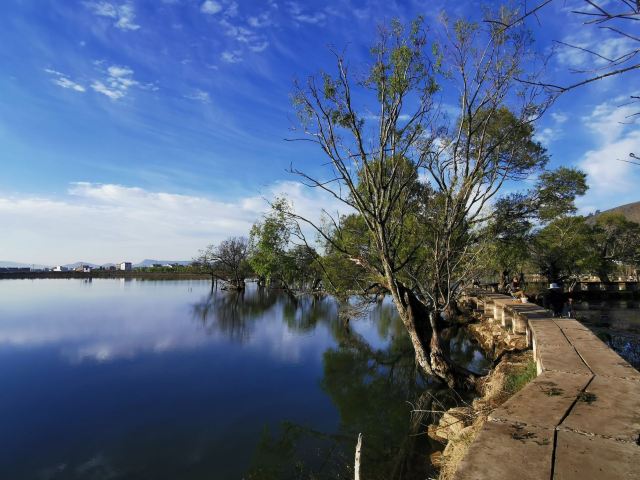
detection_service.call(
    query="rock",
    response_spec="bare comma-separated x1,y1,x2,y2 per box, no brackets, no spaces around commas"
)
430,450,443,469
433,407,472,441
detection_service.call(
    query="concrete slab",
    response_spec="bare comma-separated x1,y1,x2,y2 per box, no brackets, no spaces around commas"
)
536,343,592,375
553,430,640,480
570,340,640,381
554,319,590,332
489,371,592,429
453,421,553,480
559,376,640,442
561,327,604,344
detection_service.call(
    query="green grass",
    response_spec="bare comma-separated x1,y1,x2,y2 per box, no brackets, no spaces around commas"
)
504,360,537,394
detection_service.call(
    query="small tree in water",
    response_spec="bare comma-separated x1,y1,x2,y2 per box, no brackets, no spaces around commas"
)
194,236,250,290
288,14,551,387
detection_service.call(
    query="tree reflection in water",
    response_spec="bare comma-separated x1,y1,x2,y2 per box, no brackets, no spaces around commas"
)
191,288,475,479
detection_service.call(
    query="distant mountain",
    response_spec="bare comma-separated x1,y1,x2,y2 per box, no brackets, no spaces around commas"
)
592,201,640,224
0,261,49,269
62,261,101,269
134,259,192,267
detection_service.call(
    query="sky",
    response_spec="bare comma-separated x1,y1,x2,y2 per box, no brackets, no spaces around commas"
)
0,0,638,265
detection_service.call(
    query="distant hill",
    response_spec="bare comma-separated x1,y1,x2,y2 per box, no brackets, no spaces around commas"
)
0,261,49,269
134,259,192,267
62,261,101,269
593,201,640,224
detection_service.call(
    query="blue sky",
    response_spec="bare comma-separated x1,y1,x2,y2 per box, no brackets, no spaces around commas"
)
1,0,638,264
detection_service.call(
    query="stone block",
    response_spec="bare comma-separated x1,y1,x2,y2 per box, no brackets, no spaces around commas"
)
559,376,640,442
489,371,592,429
553,430,640,480
453,421,553,480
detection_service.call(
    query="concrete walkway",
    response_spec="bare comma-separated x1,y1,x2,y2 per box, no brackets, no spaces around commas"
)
453,294,640,480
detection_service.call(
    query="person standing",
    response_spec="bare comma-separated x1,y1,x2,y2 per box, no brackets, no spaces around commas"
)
544,283,564,317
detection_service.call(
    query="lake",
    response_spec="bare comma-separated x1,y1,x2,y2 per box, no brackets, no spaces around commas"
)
573,299,640,369
0,279,489,480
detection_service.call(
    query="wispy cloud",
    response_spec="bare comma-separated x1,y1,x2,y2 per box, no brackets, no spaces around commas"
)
221,50,242,63
247,12,272,28
218,19,270,57
84,1,140,31
184,89,211,103
90,64,139,100
44,69,86,92
287,1,327,24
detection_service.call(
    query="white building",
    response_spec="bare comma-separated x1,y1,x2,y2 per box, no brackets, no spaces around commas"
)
52,266,68,272
119,262,132,271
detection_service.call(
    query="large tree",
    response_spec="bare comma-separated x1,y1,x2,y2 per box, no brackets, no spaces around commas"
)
590,212,640,282
288,15,551,387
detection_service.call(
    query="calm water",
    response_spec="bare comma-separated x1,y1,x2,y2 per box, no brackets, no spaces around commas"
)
574,300,640,368
0,279,488,480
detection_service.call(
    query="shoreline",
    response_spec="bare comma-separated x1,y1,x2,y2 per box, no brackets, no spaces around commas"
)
0,271,211,280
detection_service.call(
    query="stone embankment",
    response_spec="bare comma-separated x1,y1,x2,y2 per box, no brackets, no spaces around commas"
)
452,293,640,480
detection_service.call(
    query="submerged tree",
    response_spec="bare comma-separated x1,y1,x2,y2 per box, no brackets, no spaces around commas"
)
249,198,322,292
288,15,551,386
194,236,250,290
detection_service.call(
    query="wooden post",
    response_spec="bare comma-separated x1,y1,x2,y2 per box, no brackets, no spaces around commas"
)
354,433,362,480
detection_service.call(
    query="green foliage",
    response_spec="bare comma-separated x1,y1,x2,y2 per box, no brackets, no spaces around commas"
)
249,198,320,290
504,360,537,394
536,167,588,221
248,197,292,285
589,212,640,281
530,216,597,283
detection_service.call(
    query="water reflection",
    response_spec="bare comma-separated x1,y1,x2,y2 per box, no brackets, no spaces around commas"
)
0,280,483,479
573,300,640,368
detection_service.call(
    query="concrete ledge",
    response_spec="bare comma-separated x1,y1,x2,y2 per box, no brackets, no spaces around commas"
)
559,376,640,443
553,430,640,480
453,421,553,480
489,371,592,429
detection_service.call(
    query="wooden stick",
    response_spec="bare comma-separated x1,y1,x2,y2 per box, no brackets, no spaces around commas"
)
354,433,363,480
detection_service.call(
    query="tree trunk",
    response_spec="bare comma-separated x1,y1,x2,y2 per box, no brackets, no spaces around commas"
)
390,283,476,389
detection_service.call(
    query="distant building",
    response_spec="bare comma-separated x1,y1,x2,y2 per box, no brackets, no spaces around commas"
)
119,262,132,271
52,266,68,272
75,265,92,273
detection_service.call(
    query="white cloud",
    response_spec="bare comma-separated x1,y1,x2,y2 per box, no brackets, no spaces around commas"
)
555,29,635,70
85,1,140,31
0,181,347,265
91,64,140,100
221,50,242,63
217,19,269,55
535,127,558,146
577,98,640,211
200,0,222,14
44,69,86,92
551,112,568,124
